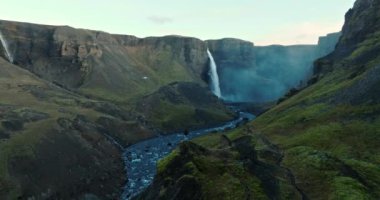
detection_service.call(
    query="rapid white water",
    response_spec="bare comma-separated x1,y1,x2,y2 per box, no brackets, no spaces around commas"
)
0,31,14,63
207,49,222,98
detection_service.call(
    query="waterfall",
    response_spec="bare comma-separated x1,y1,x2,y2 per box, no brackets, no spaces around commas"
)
0,31,14,63
207,49,222,98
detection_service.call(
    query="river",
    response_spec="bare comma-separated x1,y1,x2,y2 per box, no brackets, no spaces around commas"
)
121,111,256,200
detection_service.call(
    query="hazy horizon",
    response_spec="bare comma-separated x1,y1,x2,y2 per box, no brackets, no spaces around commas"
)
1,0,355,45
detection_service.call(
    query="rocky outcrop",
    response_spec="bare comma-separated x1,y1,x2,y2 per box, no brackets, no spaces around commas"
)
137,135,303,200
333,0,380,59
314,0,380,78
317,32,341,57
206,38,256,70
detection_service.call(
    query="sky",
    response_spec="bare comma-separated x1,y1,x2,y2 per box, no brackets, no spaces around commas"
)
0,0,355,45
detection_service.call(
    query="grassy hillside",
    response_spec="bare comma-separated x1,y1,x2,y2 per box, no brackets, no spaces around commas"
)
0,57,156,199
142,0,380,199
135,82,235,132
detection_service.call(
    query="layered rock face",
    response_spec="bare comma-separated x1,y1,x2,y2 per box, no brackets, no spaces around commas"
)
206,38,256,70
0,20,209,101
206,39,256,100
0,20,341,104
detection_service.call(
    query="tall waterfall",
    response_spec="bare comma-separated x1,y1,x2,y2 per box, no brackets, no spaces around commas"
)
207,49,222,98
0,31,14,63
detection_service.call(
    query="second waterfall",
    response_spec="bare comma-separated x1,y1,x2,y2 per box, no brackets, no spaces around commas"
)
207,49,222,98
0,31,14,63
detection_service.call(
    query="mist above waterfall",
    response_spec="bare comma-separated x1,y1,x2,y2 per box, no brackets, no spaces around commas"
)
214,45,318,103
221,67,287,102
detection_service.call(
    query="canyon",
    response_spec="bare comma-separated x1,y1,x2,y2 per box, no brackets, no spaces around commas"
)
0,0,379,199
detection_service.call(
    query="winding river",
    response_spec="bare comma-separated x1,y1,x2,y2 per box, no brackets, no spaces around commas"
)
121,111,256,200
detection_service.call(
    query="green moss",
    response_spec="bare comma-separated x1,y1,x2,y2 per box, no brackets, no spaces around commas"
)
192,134,223,148
148,97,232,132
157,150,179,174
254,103,329,135
80,47,199,104
349,31,380,60
193,155,268,200
198,108,232,122
0,119,56,198
226,127,246,141
343,159,380,197
152,100,196,130
330,177,371,200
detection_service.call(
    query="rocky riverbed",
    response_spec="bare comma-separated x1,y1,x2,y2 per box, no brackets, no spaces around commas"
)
121,112,255,199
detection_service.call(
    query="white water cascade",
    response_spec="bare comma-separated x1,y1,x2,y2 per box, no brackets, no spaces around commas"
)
0,31,14,63
207,49,222,98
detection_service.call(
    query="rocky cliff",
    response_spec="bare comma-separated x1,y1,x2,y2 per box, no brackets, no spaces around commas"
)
0,20,341,105
141,0,380,199
334,0,380,59
0,20,209,102
317,32,341,57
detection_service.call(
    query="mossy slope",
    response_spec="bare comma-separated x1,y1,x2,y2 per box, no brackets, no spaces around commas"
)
135,82,235,132
146,0,380,199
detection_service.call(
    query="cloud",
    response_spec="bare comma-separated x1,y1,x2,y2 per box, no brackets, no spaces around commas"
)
147,16,173,25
